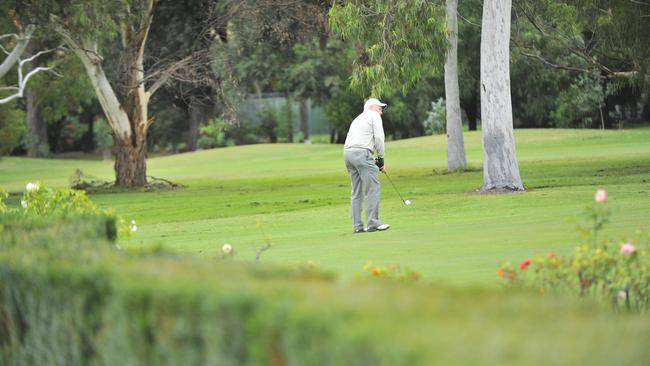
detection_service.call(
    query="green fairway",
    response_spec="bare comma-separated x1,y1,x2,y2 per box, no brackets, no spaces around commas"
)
2,128,649,285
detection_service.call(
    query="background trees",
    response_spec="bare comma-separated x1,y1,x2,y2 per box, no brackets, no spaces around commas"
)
0,0,648,183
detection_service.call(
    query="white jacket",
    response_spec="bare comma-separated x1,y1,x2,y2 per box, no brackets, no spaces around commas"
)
343,109,385,158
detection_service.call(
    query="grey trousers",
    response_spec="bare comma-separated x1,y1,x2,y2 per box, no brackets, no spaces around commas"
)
344,148,381,230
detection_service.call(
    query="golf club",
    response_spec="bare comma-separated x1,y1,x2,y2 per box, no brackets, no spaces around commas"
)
382,171,411,205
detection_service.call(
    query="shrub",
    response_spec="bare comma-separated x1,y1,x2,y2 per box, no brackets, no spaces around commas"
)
497,189,650,312
1,210,649,365
422,98,446,135
360,261,421,282
198,117,232,149
7,182,132,239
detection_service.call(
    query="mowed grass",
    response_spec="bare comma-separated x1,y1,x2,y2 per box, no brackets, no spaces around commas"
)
1,128,649,286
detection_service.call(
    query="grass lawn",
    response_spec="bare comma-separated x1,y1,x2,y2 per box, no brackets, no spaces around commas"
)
1,128,649,286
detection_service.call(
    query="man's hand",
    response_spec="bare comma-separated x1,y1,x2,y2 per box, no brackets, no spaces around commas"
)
375,157,384,171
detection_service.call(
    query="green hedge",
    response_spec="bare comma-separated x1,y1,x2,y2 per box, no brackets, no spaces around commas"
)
1,214,649,366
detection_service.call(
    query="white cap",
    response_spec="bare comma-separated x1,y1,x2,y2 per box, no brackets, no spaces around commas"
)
364,98,387,109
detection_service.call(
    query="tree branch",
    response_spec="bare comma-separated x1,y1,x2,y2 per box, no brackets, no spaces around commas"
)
0,24,35,79
144,51,207,100
0,63,53,104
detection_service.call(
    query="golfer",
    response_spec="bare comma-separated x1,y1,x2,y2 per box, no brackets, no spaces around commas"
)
343,98,390,233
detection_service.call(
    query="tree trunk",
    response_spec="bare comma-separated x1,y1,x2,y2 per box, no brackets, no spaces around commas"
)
480,0,523,191
54,0,156,187
114,136,147,186
285,93,294,143
188,98,212,152
444,0,466,171
463,96,479,131
25,86,49,157
299,98,310,143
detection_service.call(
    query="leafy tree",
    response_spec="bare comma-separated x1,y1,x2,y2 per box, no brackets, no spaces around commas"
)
0,100,26,156
10,0,221,186
329,0,468,171
328,0,447,95
512,0,650,126
211,0,330,143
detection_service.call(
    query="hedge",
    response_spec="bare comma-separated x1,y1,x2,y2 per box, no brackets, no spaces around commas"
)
1,213,649,366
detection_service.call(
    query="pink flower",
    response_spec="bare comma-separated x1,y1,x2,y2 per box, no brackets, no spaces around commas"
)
620,242,636,255
595,189,608,203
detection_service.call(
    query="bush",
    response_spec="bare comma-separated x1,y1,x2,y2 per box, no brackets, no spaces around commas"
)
1,193,649,365
198,118,232,149
551,74,605,128
498,189,650,312
422,98,446,135
2,182,131,239
0,102,26,156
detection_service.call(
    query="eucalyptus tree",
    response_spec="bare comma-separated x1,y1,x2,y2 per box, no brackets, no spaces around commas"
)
9,0,219,186
444,0,466,170
480,0,524,191
328,0,467,171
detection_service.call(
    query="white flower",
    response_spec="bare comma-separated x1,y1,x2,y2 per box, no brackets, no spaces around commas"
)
130,225,138,233
20,200,28,209
131,220,136,225
222,244,233,255
25,182,38,191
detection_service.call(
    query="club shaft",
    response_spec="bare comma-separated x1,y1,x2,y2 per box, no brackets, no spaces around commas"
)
383,171,405,202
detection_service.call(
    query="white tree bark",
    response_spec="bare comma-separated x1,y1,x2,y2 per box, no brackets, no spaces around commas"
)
70,38,132,142
0,25,34,79
444,0,466,171
480,0,524,191
0,48,53,105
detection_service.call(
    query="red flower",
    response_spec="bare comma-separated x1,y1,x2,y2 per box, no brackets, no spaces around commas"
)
519,259,531,270
547,251,556,258
496,268,505,277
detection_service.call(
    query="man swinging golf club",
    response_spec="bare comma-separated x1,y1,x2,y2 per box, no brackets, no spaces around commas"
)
344,98,390,233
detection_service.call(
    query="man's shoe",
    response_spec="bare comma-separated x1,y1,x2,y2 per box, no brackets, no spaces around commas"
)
366,224,390,232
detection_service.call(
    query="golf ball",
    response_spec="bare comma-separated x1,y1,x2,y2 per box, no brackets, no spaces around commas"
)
222,244,233,255
404,200,412,205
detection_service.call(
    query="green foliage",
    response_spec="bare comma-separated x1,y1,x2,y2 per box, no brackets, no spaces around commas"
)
422,98,446,135
5,182,133,240
198,117,231,149
360,261,422,282
256,107,280,143
328,0,447,96
12,1,121,45
0,102,26,156
508,0,650,127
93,117,113,150
551,74,606,128
20,182,100,217
498,190,650,312
0,189,7,213
1,209,650,365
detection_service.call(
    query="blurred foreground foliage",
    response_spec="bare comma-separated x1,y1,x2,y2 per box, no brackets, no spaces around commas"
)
1,197,649,365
